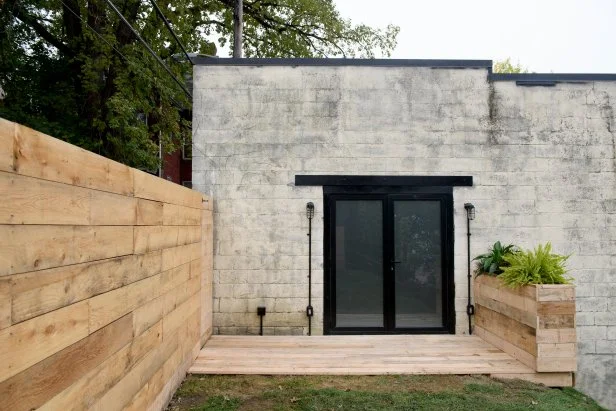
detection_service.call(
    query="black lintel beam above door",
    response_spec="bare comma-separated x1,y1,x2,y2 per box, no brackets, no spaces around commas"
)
295,175,473,187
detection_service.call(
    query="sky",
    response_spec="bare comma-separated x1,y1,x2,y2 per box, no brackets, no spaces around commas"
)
334,0,616,73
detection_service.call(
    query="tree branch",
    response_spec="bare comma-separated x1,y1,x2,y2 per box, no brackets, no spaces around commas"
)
219,0,348,56
12,4,74,55
197,19,227,30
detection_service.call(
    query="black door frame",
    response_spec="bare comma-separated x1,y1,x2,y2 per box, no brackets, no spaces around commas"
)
323,185,455,335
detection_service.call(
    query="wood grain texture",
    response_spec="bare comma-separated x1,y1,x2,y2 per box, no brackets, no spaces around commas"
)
149,341,199,411
163,292,200,340
0,171,90,225
1,119,212,410
134,226,201,255
537,285,575,302
536,328,576,344
0,301,89,382
133,296,164,337
537,301,576,316
0,117,15,172
136,199,164,225
536,357,578,373
13,122,133,195
10,252,161,324
0,171,139,226
0,313,132,411
162,243,199,272
475,304,538,355
474,325,537,370
0,279,10,330
89,273,160,332
160,263,191,296
475,293,537,328
40,321,162,411
201,208,214,341
91,333,178,411
474,276,577,375
134,226,179,254
189,335,541,377
139,314,199,411
162,203,201,226
89,189,137,225
163,276,200,316
134,169,202,209
0,225,134,276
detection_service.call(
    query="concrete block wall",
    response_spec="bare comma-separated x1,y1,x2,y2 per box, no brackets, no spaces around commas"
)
489,80,616,407
192,63,616,408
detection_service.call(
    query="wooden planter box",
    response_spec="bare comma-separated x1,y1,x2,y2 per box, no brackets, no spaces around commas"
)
473,275,576,376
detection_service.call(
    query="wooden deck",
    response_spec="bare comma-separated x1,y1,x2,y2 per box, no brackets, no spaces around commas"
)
189,335,573,386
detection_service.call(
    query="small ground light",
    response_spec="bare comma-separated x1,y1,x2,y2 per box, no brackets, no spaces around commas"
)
257,306,266,336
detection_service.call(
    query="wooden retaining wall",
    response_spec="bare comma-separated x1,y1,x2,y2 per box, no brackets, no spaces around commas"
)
474,275,576,386
0,118,213,410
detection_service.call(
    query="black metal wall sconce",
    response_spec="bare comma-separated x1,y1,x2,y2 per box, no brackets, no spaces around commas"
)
464,203,475,334
464,203,475,221
306,202,315,336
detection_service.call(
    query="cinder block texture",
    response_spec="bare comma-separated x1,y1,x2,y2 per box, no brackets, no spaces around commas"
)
193,65,616,409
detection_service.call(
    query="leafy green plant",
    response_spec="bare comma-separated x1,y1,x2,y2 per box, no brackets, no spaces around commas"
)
473,241,517,275
499,242,571,287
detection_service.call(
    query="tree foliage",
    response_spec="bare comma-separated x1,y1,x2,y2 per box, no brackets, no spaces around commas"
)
493,58,528,74
0,0,398,169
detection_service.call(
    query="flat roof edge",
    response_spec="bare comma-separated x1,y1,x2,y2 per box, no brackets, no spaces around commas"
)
491,73,616,82
193,57,493,69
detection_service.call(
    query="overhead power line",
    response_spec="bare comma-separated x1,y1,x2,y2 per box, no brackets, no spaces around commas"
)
59,0,129,62
58,0,186,108
149,0,193,65
101,0,192,98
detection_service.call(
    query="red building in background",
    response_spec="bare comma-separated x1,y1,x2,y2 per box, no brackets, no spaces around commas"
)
161,142,192,187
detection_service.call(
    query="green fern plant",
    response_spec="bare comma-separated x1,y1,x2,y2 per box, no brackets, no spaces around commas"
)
473,241,517,275
499,242,572,287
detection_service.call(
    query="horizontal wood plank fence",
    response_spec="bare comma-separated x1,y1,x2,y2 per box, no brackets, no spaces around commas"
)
0,118,213,410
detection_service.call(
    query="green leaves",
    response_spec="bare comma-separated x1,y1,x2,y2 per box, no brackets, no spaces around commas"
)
493,58,529,74
473,241,517,275
499,242,571,287
1,0,399,169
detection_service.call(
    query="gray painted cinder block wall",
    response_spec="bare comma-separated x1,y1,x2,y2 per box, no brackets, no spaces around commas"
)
192,64,616,408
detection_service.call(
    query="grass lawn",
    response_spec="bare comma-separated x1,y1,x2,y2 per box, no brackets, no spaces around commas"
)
167,374,604,411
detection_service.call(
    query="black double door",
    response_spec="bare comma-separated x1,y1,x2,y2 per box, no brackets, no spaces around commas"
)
324,189,454,334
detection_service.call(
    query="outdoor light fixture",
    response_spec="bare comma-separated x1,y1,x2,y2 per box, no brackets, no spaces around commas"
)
306,202,315,218
464,202,476,335
464,203,476,221
306,202,315,335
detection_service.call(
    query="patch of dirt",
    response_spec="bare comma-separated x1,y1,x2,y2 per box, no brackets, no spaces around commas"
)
237,397,277,411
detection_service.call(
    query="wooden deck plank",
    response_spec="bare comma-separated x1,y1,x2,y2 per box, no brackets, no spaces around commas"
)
188,335,540,377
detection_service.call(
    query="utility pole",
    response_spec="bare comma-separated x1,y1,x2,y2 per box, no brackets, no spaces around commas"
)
233,0,243,58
